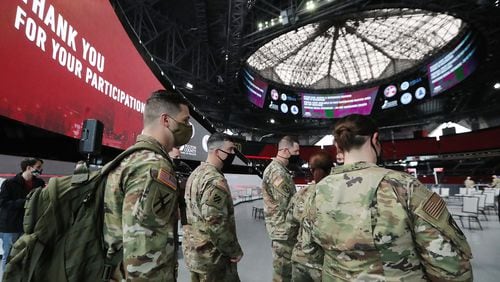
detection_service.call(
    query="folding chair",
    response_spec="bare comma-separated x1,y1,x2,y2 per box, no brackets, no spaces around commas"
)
484,191,496,214
440,188,449,198
475,194,488,220
451,196,482,230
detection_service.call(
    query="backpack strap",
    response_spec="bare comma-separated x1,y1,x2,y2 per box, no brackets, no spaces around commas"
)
101,140,171,175
27,240,45,282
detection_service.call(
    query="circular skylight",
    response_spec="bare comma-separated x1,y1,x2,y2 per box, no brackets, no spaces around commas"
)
246,8,465,89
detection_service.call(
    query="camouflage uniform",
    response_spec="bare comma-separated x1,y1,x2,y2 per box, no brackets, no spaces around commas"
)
183,162,243,282
285,184,323,282
262,159,297,282
303,162,473,281
104,135,179,281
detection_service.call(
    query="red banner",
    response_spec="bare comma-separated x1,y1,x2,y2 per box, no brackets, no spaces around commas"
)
0,0,163,149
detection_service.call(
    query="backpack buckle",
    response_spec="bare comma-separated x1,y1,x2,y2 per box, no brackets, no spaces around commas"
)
102,264,113,281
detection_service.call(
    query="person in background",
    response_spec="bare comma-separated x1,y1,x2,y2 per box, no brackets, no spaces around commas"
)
335,150,344,166
464,176,475,188
168,146,191,226
183,133,243,281
103,90,192,281
262,136,301,282
286,151,333,282
0,158,45,270
489,175,500,222
302,114,473,281
169,147,181,159
490,175,500,188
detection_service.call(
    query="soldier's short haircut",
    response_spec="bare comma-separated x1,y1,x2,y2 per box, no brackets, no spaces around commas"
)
334,114,378,152
207,132,235,151
309,151,334,173
21,158,43,172
143,90,189,125
278,136,299,150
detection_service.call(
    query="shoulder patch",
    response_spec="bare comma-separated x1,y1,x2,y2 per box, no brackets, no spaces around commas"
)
422,193,446,219
214,178,230,193
205,189,227,209
273,176,284,188
154,168,177,191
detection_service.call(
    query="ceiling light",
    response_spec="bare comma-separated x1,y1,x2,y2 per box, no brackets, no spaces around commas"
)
186,82,193,89
269,118,275,124
494,82,500,89
306,1,316,11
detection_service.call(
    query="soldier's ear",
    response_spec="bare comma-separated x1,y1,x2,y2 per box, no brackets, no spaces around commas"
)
160,113,170,127
372,132,380,145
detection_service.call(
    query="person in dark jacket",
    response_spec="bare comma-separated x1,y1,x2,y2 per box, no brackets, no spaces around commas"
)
0,158,45,269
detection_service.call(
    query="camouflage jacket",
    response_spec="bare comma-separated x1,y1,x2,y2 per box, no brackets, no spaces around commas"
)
103,135,178,281
286,184,323,270
303,162,473,281
262,159,297,241
183,162,243,273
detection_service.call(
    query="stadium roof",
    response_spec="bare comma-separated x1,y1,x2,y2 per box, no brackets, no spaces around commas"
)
247,8,464,89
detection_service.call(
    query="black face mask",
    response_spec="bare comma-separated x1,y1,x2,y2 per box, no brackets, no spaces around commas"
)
172,158,181,168
370,134,384,166
218,150,236,170
288,154,301,165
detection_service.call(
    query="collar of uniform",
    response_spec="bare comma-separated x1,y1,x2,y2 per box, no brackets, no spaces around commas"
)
202,161,223,175
271,158,292,175
135,134,170,160
331,162,378,174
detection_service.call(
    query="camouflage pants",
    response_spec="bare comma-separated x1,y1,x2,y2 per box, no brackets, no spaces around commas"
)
110,262,176,282
271,240,294,282
190,263,240,282
291,262,322,282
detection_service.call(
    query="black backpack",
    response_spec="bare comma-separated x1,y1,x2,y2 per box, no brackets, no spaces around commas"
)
3,142,166,282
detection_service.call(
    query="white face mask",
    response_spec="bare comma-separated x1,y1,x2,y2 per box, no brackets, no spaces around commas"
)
31,168,42,177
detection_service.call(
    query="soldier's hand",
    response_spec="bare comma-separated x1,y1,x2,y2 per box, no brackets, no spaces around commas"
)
230,254,243,263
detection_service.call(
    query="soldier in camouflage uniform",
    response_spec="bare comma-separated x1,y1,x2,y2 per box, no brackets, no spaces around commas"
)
104,90,193,281
183,132,243,282
286,151,333,282
302,114,473,281
262,136,301,282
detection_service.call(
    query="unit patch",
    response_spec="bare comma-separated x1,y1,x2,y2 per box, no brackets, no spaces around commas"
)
206,189,226,209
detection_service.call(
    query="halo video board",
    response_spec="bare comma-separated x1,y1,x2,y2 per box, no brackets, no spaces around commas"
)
301,86,378,119
428,32,479,96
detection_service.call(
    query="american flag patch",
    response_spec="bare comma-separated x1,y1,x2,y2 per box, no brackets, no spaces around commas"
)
157,168,177,191
423,193,446,219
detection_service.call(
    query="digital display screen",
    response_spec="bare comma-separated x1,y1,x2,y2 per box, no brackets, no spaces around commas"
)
376,72,430,111
264,87,302,116
0,0,164,149
428,32,478,96
301,86,378,119
0,0,239,165
179,119,246,165
242,69,268,108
